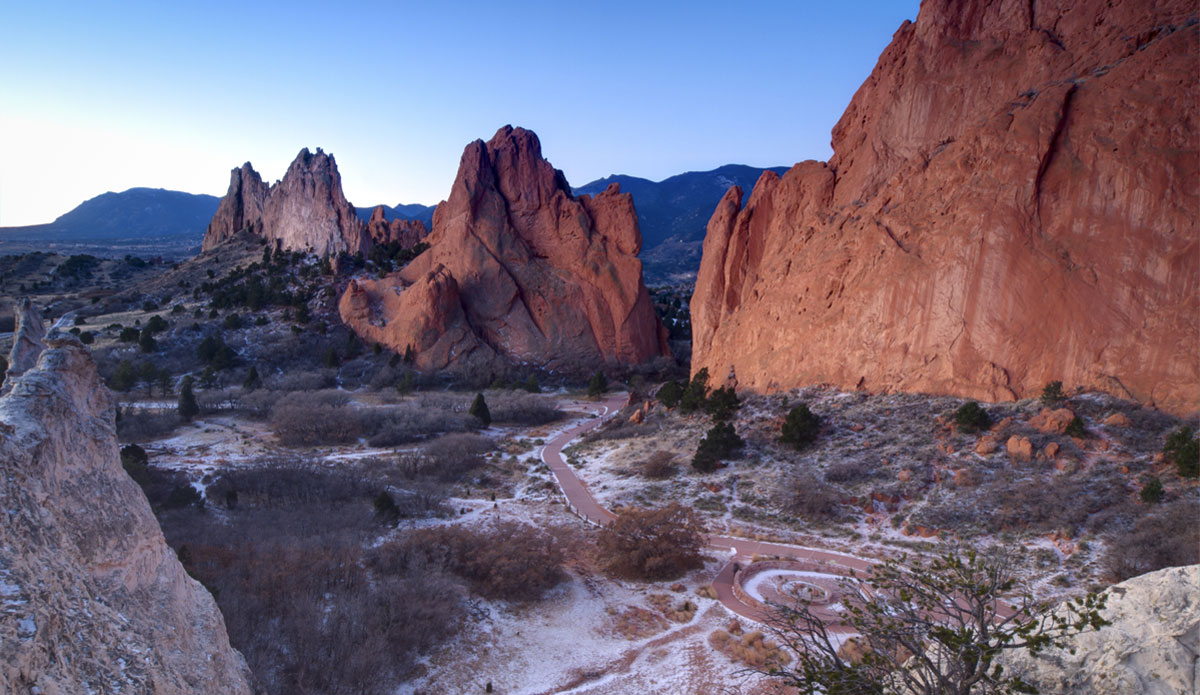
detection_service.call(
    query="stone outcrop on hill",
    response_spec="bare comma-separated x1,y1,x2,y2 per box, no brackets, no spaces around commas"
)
5,299,46,382
691,0,1198,414
340,126,669,372
1001,564,1198,695
364,205,428,249
202,148,367,256
0,324,252,693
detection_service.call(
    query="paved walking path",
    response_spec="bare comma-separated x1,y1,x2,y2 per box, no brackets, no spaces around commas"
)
541,393,872,626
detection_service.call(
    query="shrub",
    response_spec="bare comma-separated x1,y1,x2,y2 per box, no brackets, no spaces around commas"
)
780,403,821,449
1106,498,1199,580
1041,380,1066,405
522,375,540,393
679,368,710,414
116,409,183,442
693,422,744,473
588,371,608,398
953,401,991,433
641,450,677,479
110,359,138,391
79,330,95,344
119,326,140,343
146,315,169,333
705,386,740,422
1139,476,1164,504
656,380,684,409
178,376,199,421
242,366,262,392
788,470,842,521
373,521,567,602
1163,426,1199,479
1065,415,1087,438
597,504,705,580
197,334,236,370
120,443,150,484
223,313,243,330
469,392,492,427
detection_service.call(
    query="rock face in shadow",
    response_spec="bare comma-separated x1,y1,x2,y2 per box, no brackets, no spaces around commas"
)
691,0,1198,414
340,126,669,372
1001,564,1198,695
202,148,367,256
364,204,429,249
5,298,46,381
0,331,252,693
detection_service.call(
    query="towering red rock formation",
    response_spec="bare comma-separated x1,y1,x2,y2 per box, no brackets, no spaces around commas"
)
364,205,428,249
202,148,367,256
340,126,669,372
692,0,1198,414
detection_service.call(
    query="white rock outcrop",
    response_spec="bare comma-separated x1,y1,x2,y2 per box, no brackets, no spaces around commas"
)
0,332,252,694
1001,564,1199,695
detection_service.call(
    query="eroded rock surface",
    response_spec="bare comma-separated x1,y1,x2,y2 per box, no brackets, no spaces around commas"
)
340,126,668,372
365,204,428,249
5,299,46,380
1001,564,1199,695
691,0,1198,414
0,336,252,695
203,148,367,256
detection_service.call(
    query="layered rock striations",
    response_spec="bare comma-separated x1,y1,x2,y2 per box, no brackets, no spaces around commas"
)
340,126,669,371
1000,564,1198,695
202,148,368,256
691,0,1198,413
0,321,252,693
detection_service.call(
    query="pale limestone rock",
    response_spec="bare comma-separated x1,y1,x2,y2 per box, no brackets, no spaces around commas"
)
0,336,252,695
1001,565,1199,695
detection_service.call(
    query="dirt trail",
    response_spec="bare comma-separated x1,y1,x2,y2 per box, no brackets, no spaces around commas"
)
542,394,869,626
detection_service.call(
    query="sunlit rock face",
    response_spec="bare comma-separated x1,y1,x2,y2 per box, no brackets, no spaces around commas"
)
691,0,1198,414
203,148,367,256
0,326,253,695
340,125,669,372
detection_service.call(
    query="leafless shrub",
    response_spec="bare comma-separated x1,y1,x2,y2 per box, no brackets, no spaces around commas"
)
1106,497,1200,580
421,433,495,482
116,408,182,442
487,392,564,425
596,504,705,580
641,450,678,479
823,458,886,484
786,470,844,522
372,520,567,601
269,369,337,392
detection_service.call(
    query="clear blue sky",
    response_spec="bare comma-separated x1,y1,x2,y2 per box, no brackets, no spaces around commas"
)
0,1,918,226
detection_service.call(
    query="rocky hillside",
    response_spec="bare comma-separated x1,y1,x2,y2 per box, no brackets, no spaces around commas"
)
691,0,1198,414
202,148,367,256
1002,564,1198,695
0,307,251,694
340,125,669,373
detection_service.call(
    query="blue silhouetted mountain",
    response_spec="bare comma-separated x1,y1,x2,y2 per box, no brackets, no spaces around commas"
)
575,164,788,281
0,188,219,242
354,203,436,228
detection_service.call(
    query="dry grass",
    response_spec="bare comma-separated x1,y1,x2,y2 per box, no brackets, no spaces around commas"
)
708,620,791,670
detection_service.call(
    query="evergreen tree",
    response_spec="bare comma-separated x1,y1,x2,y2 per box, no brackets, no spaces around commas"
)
243,365,262,391
1140,476,1164,504
1041,380,1066,405
138,328,157,353
954,401,991,433
523,374,541,393
110,360,138,392
679,368,710,414
587,371,608,398
692,422,744,473
705,385,741,421
178,376,199,421
780,403,821,449
1164,426,1199,479
656,380,684,409
323,348,340,368
469,392,492,427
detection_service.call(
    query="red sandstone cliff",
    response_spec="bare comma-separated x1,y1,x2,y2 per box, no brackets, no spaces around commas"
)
692,0,1198,414
202,148,368,256
339,126,669,372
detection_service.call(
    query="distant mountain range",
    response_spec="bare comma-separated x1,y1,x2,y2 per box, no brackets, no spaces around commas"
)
576,164,788,251
0,188,220,242
0,164,788,279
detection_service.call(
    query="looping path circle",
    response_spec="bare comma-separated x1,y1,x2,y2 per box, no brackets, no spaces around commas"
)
542,394,872,629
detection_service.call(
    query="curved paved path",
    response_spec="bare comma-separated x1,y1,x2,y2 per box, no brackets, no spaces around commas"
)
542,394,873,626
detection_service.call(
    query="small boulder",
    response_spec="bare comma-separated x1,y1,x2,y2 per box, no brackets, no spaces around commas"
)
1102,412,1132,428
975,435,1000,455
1006,435,1033,462
1030,408,1076,434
